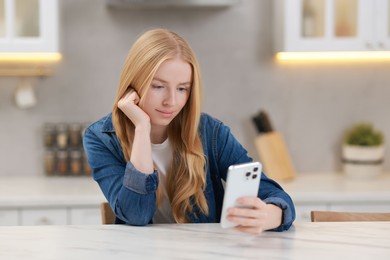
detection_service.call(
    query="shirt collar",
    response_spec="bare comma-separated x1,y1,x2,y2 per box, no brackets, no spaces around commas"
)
101,113,115,133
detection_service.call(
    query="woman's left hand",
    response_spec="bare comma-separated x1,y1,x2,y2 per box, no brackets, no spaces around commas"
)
226,197,283,235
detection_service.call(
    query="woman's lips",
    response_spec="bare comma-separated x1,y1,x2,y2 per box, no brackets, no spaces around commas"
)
157,109,174,118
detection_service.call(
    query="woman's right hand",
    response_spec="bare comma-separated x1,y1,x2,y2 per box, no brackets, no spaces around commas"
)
117,89,150,130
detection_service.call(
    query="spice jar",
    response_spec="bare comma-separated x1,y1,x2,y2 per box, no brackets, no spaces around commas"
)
43,123,56,147
56,150,69,175
70,149,82,175
56,123,69,149
69,123,82,147
44,150,56,176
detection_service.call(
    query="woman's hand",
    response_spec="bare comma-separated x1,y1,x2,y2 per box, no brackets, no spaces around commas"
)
117,89,150,130
118,89,154,173
226,197,283,235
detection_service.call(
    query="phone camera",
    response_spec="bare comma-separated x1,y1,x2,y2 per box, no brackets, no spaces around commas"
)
245,172,251,177
253,167,258,172
252,174,258,179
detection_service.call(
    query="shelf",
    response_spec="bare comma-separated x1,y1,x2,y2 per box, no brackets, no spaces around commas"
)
105,0,240,9
0,53,62,77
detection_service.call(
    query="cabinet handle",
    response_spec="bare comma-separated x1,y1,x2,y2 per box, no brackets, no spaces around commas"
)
366,42,373,49
39,217,51,225
378,42,385,49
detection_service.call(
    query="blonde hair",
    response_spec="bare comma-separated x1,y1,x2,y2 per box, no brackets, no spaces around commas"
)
112,28,208,223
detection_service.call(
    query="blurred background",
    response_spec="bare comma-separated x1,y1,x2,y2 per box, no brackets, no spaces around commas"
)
0,0,389,176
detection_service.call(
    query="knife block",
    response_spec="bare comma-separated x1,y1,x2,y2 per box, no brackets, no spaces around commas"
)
254,132,296,181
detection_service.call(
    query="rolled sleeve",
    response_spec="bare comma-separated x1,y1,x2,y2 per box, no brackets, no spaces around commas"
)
123,162,159,194
264,197,295,232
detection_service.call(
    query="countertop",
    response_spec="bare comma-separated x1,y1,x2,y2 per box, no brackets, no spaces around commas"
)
0,176,105,207
0,172,389,208
280,172,390,203
0,222,389,259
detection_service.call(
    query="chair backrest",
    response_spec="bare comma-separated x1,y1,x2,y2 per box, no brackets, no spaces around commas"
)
310,211,390,222
101,202,116,224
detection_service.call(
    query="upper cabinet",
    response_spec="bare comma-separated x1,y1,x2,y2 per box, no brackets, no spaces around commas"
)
0,0,60,76
274,0,390,52
0,0,59,53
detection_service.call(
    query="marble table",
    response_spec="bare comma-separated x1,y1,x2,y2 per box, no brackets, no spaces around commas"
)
1,222,389,259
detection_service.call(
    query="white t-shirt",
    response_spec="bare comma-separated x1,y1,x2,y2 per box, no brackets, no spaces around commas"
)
151,138,175,223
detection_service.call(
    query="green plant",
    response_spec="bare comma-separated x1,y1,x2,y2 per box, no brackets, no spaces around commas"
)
344,123,384,146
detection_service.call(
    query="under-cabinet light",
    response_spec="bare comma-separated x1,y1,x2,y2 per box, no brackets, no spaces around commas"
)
276,52,390,62
0,53,62,63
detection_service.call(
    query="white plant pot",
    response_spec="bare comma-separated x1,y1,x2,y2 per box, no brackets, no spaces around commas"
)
342,145,385,178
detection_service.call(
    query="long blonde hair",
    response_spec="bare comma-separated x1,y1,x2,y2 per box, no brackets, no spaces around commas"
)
112,28,208,223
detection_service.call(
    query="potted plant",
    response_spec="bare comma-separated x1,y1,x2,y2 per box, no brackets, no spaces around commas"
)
342,123,385,178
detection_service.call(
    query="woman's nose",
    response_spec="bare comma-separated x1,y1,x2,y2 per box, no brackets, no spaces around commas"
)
163,90,176,106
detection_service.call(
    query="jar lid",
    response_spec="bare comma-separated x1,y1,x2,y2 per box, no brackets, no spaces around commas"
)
44,123,56,131
56,123,68,132
70,150,82,157
69,123,81,130
57,150,68,158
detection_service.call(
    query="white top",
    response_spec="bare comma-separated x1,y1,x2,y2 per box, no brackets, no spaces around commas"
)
0,222,389,259
151,138,175,223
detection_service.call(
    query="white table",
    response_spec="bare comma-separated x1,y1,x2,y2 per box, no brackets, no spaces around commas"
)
1,222,389,259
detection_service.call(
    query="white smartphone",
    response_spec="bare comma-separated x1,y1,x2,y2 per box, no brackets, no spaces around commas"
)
220,161,262,229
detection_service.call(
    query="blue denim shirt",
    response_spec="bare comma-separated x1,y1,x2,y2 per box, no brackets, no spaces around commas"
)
83,113,295,231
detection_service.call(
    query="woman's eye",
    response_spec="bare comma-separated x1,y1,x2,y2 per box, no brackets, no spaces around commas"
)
178,87,189,92
152,85,164,89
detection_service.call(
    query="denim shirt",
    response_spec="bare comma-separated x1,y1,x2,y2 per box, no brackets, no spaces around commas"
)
83,113,295,231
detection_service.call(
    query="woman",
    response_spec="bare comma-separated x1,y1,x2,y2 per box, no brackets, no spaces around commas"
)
83,28,295,234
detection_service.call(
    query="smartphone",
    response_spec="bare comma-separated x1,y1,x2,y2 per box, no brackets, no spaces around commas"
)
220,161,262,229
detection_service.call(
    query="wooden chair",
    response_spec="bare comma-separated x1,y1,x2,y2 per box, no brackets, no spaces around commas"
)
101,202,116,224
310,211,390,222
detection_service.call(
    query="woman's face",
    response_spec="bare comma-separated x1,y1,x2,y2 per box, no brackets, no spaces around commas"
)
141,57,192,131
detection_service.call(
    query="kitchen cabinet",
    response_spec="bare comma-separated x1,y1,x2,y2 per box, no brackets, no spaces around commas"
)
21,208,68,225
0,177,106,226
274,0,390,52
0,0,59,53
0,209,18,226
0,0,60,76
282,172,390,222
294,202,390,222
0,206,102,226
70,207,102,225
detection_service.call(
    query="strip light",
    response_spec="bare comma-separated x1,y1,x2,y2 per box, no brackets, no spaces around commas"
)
276,52,390,62
0,53,62,63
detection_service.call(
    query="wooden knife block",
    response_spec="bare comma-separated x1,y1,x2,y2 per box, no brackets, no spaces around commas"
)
254,132,296,181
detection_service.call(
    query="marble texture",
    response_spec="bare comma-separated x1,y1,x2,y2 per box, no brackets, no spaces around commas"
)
0,222,389,259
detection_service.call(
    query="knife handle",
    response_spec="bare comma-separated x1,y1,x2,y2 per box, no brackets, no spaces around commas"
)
260,110,274,132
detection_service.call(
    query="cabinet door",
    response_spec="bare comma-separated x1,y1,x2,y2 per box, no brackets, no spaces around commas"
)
21,208,68,225
294,203,329,222
373,0,390,49
276,0,373,51
70,207,101,225
0,0,59,52
330,203,390,212
0,209,19,226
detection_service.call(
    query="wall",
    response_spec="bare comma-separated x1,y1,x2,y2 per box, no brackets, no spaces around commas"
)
0,0,389,176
